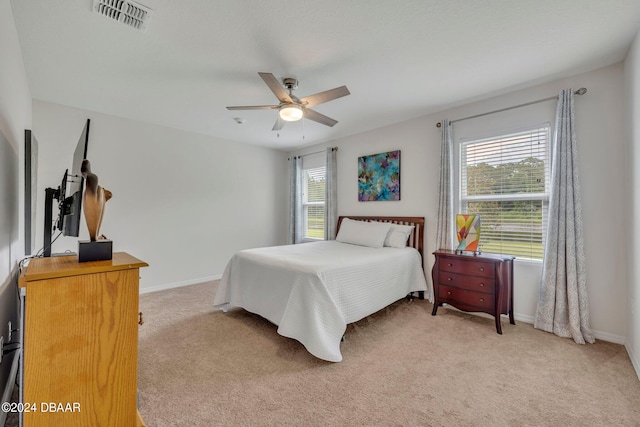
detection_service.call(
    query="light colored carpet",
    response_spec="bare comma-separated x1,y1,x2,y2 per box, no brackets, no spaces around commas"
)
136,281,640,427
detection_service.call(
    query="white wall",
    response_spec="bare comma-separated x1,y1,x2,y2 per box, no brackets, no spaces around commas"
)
0,0,31,270
624,29,640,378
293,63,628,343
0,0,32,419
33,101,288,292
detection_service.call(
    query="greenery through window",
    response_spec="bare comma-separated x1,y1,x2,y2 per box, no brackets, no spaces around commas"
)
459,125,550,260
303,166,325,240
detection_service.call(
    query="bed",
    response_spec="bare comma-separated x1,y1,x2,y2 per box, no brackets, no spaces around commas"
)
213,216,428,362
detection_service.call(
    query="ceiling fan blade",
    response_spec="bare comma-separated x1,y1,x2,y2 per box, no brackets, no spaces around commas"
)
304,108,338,127
259,72,293,104
300,86,350,108
226,105,278,110
272,116,285,131
290,93,302,103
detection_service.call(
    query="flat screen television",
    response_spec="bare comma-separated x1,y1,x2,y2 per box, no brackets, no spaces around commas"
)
43,119,90,257
62,119,91,236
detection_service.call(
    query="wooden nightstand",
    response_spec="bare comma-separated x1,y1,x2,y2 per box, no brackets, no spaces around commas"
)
431,250,515,334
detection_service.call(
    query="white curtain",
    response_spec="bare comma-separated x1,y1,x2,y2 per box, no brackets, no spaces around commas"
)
435,119,453,251
288,156,303,244
534,89,594,344
325,147,338,240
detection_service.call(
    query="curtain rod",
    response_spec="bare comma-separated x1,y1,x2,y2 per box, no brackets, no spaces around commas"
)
288,147,338,160
436,88,587,128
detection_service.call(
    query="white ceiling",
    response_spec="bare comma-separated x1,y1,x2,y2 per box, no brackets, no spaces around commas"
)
10,0,640,151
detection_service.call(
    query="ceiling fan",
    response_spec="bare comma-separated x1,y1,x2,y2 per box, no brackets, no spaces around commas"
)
226,72,350,131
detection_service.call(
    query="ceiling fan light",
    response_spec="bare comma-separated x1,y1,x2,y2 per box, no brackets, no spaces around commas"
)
279,105,303,121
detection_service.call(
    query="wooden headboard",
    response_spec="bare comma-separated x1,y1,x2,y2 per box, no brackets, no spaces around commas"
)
337,216,425,261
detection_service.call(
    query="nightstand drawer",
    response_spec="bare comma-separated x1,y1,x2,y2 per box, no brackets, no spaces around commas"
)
438,271,495,293
439,257,494,279
438,285,493,311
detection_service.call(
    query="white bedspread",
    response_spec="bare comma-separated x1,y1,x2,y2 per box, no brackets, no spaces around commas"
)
213,240,428,362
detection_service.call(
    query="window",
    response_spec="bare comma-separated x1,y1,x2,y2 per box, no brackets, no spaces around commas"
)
302,155,326,240
459,125,551,260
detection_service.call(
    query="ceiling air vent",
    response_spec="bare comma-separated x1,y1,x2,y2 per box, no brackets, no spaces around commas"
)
92,0,152,32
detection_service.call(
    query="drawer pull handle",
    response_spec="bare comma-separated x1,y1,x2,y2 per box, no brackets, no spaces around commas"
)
479,298,484,302
447,263,453,267
479,267,484,272
447,277,453,281
479,283,485,287
447,291,452,295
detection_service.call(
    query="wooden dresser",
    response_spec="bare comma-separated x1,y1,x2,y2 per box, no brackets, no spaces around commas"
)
18,252,148,427
431,250,515,334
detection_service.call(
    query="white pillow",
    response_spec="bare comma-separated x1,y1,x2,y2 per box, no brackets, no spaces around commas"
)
336,218,392,248
383,224,415,248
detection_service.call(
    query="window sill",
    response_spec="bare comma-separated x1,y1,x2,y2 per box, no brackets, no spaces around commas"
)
514,257,543,265
302,237,323,243
479,252,542,264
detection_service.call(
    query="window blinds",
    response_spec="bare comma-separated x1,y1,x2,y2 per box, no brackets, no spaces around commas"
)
303,165,326,239
302,153,327,239
460,126,550,260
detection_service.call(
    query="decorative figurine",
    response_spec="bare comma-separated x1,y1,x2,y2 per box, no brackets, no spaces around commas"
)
81,159,112,241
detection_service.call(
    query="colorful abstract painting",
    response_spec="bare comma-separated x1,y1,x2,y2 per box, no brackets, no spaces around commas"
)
358,150,401,201
456,214,481,253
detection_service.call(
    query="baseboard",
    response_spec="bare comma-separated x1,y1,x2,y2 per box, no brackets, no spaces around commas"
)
513,313,535,324
624,342,640,381
591,330,626,345
511,313,626,344
139,275,222,294
0,349,20,427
